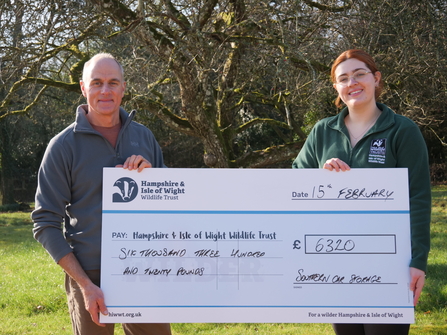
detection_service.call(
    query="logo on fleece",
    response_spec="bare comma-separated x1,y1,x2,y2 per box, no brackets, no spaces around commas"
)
113,177,138,202
368,138,386,164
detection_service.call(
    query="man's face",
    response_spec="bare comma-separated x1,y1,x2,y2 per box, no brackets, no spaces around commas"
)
80,58,126,123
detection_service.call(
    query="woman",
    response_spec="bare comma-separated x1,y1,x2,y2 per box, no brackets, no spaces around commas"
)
292,49,431,335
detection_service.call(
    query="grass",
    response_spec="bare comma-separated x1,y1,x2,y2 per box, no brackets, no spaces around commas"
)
1,186,446,335
0,218,70,334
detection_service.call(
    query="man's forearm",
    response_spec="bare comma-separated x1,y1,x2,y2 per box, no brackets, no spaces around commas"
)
58,252,93,288
58,252,108,326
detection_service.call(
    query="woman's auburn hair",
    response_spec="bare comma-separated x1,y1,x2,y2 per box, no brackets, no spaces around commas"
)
331,49,384,108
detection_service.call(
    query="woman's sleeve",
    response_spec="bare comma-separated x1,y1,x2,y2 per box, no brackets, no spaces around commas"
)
395,121,431,272
292,125,320,169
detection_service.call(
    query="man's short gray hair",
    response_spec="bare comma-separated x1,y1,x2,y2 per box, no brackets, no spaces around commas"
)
82,53,124,81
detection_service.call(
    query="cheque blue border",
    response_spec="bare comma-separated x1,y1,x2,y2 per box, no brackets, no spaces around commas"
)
103,210,409,215
107,305,414,309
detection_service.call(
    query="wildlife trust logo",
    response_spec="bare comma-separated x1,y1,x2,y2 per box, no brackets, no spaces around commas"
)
113,177,138,202
368,138,387,164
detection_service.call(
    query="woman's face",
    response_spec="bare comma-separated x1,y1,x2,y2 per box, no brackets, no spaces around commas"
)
333,58,381,110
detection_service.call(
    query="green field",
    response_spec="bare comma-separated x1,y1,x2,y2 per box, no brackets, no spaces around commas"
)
1,186,446,334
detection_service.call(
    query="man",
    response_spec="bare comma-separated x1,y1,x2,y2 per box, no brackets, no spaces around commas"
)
32,53,172,335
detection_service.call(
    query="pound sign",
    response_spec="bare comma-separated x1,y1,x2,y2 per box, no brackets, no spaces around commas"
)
293,240,301,250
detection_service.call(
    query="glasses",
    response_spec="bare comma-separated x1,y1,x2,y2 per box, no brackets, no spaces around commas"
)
335,70,372,86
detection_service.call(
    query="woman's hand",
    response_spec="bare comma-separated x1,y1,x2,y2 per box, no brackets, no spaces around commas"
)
323,158,351,172
410,267,426,306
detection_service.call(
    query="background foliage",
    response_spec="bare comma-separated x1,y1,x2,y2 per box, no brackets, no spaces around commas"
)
1,0,446,204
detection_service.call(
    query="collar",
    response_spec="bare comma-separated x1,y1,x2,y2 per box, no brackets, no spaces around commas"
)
328,103,396,135
73,105,135,133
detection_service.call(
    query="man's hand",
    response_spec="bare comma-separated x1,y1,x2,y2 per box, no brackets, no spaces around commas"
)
410,267,425,306
58,253,108,327
117,155,152,172
81,282,109,326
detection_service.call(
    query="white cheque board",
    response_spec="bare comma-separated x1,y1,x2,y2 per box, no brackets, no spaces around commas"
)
100,168,414,324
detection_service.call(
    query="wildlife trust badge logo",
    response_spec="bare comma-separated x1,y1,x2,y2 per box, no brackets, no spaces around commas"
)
113,177,138,202
368,138,387,164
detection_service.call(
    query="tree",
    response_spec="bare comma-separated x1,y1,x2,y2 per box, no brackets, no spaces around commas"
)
2,0,447,206
0,0,101,204
331,0,447,166
0,0,26,205
85,0,350,168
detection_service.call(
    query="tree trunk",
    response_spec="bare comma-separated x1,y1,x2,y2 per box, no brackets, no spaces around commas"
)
0,121,17,205
0,0,24,205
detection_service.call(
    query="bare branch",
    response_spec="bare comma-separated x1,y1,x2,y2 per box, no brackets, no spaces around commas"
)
162,0,192,31
236,117,290,134
302,0,352,12
131,95,196,136
198,0,219,29
0,85,49,120
231,142,303,168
